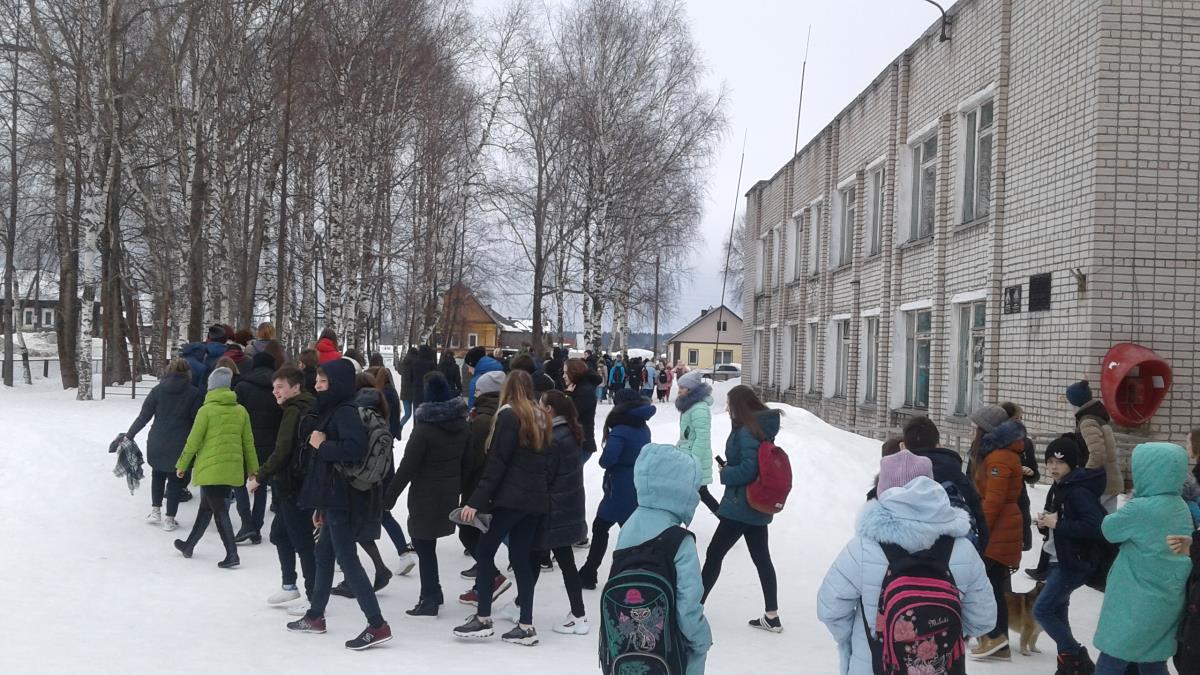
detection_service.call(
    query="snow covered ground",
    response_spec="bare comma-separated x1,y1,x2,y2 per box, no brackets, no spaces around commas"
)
0,375,1106,673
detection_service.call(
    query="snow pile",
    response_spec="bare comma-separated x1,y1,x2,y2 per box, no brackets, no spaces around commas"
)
0,377,1102,673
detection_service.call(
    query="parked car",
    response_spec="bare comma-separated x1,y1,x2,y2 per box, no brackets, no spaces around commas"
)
700,363,741,382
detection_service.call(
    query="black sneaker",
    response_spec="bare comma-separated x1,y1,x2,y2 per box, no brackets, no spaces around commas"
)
749,615,783,633
373,569,392,592
460,563,478,580
233,528,260,544
345,623,392,650
331,580,355,598
173,539,193,559
217,554,240,569
406,598,440,617
453,615,494,639
286,615,327,634
179,488,193,503
501,625,539,646
1024,567,1046,582
579,569,597,591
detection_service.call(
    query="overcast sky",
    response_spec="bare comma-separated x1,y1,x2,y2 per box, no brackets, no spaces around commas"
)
472,0,959,332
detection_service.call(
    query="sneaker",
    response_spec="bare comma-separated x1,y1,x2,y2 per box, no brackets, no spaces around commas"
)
552,614,590,635
406,598,440,617
234,528,261,545
179,488,193,503
146,507,162,524
579,568,598,591
460,563,478,580
395,549,418,577
286,602,310,617
173,539,193,559
345,623,392,651
458,575,511,605
331,580,355,598
286,615,326,634
161,516,179,532
373,568,393,592
268,586,302,606
749,615,783,633
453,615,494,639
969,635,1011,660
496,602,521,624
217,554,240,569
1024,567,1047,582
501,625,539,646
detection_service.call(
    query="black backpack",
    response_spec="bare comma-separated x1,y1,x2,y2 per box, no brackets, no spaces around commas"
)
290,409,320,493
599,526,693,675
1176,542,1200,673
862,536,966,675
658,369,668,385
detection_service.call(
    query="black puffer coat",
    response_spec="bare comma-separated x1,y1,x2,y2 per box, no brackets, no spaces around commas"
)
568,371,603,457
542,418,587,549
409,346,438,405
235,365,283,463
463,392,499,501
126,373,202,471
439,351,463,396
398,350,417,402
385,397,469,540
467,408,549,515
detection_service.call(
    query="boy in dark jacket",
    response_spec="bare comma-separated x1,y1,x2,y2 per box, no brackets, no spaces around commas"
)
233,351,282,543
900,416,990,552
253,365,316,610
1033,435,1106,674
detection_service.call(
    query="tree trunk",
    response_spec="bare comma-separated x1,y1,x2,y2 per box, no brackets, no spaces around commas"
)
186,121,207,342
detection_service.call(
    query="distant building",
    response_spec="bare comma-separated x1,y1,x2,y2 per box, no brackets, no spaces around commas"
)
7,269,100,332
497,316,575,351
666,306,742,369
438,283,500,354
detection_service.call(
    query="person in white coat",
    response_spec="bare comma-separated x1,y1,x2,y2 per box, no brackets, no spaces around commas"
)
816,449,996,674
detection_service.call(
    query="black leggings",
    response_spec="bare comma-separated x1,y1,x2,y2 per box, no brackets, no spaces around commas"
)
698,486,720,515
150,469,185,517
580,516,618,577
531,546,586,618
701,517,778,613
474,508,542,624
985,558,1010,639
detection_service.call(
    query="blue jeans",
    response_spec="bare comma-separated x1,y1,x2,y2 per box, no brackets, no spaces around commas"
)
309,508,384,627
595,385,605,403
398,400,414,436
271,481,315,596
1094,654,1168,674
1033,563,1087,654
234,483,267,533
382,511,409,553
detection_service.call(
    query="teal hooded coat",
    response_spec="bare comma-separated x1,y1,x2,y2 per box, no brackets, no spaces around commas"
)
1094,442,1193,662
616,443,713,675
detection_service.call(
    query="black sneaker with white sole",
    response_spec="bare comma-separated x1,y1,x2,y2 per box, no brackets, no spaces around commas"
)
501,625,539,646
460,563,477,580
749,615,783,633
345,623,392,650
453,615,494,639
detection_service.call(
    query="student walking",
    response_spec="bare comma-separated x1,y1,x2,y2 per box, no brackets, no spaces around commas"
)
439,349,463,396
453,370,550,646
286,359,392,651
233,351,283,544
675,370,716,514
459,370,506,577
578,389,656,589
641,360,657,399
1092,443,1192,674
700,385,783,632
817,450,996,674
607,356,627,400
172,367,258,568
384,372,469,617
564,358,601,459
125,359,202,532
366,365,416,576
655,359,673,402
1066,380,1124,512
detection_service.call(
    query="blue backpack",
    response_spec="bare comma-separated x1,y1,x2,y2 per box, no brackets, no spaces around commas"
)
941,481,980,548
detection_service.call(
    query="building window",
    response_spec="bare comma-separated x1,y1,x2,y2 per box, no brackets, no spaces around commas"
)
714,350,733,365
1029,273,1052,312
807,205,821,273
780,325,794,389
1004,285,1022,314
904,309,932,408
755,238,765,292
834,319,850,397
450,333,461,349
864,316,879,402
868,168,885,256
775,230,785,289
751,330,762,384
962,101,994,223
792,216,803,280
22,308,34,327
41,309,55,327
955,301,986,415
715,320,728,333
910,135,937,240
836,186,856,267
767,328,777,385
806,323,820,393
688,348,699,366
467,333,478,348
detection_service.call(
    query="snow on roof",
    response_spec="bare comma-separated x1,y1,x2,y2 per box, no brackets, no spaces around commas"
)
11,270,59,301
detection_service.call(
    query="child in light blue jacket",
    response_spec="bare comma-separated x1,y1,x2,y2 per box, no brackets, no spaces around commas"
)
817,450,996,674
615,443,712,674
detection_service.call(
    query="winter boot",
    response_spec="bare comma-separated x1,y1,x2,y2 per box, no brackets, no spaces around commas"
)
233,526,261,545
174,508,213,558
373,568,392,592
406,597,441,617
146,507,162,524
214,509,240,569
1057,648,1095,675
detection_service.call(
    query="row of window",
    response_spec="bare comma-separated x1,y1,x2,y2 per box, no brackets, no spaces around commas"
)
751,299,987,416
13,308,55,329
754,100,995,291
685,349,734,367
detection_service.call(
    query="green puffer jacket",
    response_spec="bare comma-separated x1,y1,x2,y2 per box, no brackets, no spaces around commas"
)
176,388,259,487
676,387,713,485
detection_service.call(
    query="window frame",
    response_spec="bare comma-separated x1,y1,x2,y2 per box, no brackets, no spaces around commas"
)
863,316,879,402
792,215,803,281
714,349,733,366
961,100,994,223
834,319,851,397
687,348,699,366
41,308,55,327
910,135,938,240
837,185,856,267
954,300,987,415
806,322,820,393
903,309,932,408
868,167,885,256
22,308,34,327
807,203,822,274
467,333,478,349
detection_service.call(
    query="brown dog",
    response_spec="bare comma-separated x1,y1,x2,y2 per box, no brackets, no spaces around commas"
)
1006,581,1045,655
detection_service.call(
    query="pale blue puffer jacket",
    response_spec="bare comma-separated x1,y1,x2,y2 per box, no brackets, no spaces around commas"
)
816,477,997,674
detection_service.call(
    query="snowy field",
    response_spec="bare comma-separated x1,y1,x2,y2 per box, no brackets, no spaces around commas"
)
0,374,1106,674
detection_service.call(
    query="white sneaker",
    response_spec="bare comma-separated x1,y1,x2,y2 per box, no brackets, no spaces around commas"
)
496,602,521,624
268,587,302,606
286,602,310,616
161,516,179,532
395,550,417,577
552,614,590,635
145,507,161,524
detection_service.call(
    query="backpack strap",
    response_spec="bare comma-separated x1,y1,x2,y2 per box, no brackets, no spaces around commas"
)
655,525,695,553
878,536,956,567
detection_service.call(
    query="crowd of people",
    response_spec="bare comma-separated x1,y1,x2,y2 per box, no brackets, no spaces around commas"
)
817,381,1200,675
121,325,780,671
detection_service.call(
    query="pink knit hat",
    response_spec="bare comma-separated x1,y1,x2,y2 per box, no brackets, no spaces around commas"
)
878,449,934,495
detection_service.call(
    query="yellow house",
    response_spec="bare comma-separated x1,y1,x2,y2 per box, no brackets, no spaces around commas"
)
666,306,742,370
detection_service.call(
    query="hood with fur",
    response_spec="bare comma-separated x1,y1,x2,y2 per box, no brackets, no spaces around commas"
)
858,476,971,552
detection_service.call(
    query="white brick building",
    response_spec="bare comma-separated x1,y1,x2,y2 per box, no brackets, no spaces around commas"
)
743,0,1199,447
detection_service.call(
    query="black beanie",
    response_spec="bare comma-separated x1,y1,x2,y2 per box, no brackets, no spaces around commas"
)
252,351,276,371
1045,434,1081,470
464,346,487,368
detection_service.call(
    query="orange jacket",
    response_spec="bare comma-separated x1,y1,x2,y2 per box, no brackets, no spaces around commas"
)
974,421,1027,568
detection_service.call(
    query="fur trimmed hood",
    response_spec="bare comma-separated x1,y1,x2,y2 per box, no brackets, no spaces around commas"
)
416,397,468,425
674,383,712,413
858,476,971,553
980,419,1027,457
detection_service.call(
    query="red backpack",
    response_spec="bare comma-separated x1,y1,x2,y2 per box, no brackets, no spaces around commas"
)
746,439,792,514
